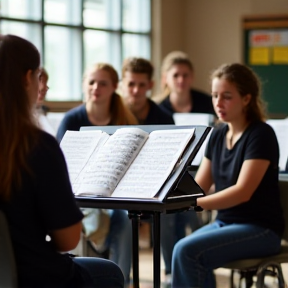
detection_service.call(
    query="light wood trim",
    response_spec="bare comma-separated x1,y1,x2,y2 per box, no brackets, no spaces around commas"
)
242,14,288,29
43,101,83,112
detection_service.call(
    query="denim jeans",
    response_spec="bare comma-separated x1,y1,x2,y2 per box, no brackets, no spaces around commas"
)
73,257,124,288
105,209,132,285
161,209,201,274
172,220,281,288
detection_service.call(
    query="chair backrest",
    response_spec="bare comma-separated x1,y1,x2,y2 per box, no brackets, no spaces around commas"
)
279,179,288,242
0,210,17,288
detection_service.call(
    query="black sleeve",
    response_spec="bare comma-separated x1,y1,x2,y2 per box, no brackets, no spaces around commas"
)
32,133,83,230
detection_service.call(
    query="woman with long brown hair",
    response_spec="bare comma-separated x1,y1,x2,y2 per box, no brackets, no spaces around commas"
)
0,34,124,288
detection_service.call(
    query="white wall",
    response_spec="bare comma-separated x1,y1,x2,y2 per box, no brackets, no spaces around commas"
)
152,0,288,93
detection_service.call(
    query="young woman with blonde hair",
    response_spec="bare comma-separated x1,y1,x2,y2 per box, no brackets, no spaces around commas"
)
57,63,137,286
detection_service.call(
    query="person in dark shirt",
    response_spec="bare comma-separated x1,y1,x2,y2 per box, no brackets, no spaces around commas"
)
0,34,124,288
172,63,284,288
57,63,137,286
56,63,138,141
121,57,174,125
156,51,215,116
121,57,201,283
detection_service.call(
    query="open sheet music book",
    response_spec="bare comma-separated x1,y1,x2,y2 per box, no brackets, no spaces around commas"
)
60,127,195,198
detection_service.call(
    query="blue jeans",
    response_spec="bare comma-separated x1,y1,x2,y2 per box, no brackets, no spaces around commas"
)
172,220,282,288
105,209,132,285
73,257,124,287
161,210,201,274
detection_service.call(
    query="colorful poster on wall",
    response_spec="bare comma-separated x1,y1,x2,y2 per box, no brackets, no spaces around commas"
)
249,30,288,65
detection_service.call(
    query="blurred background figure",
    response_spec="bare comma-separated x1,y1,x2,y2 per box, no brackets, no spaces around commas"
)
156,51,215,116
121,57,174,125
56,62,138,287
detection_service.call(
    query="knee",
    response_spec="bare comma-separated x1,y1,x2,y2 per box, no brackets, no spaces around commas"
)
173,238,188,261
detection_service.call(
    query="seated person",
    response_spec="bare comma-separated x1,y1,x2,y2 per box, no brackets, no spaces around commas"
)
121,57,174,125
35,67,55,135
172,63,284,288
0,34,124,288
56,63,138,286
156,51,215,116
121,56,201,282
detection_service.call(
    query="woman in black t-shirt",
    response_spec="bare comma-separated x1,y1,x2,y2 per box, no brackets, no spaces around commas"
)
172,63,284,288
0,34,124,288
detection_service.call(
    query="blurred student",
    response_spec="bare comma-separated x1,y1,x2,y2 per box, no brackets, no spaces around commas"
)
35,67,55,135
157,51,215,116
56,63,137,286
121,57,174,125
172,63,284,288
0,34,124,288
121,56,200,284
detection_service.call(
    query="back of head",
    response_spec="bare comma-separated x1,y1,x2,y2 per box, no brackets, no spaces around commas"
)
211,63,267,122
0,34,40,125
0,34,40,200
122,57,154,80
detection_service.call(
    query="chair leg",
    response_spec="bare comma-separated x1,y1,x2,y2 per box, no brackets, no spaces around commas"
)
256,262,286,288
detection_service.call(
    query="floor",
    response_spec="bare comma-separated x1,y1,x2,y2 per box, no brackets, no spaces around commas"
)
136,222,288,288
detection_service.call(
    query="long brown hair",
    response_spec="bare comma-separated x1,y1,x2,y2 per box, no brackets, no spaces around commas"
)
0,34,40,200
83,63,138,125
211,63,267,122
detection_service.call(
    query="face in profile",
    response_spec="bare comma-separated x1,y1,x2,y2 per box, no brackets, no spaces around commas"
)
84,68,117,105
37,75,49,105
122,71,153,107
164,63,193,95
26,68,40,107
211,77,251,123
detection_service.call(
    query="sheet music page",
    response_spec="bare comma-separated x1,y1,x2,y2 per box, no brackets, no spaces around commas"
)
111,128,195,198
75,127,149,197
266,118,288,171
60,130,106,183
173,113,214,126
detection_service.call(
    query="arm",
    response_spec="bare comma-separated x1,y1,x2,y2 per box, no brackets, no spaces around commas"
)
197,159,270,210
195,156,214,194
50,221,82,252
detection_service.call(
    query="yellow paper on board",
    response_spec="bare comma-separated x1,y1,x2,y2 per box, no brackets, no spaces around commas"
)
249,47,270,65
273,47,288,64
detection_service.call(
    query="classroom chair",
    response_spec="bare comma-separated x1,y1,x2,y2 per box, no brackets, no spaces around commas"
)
0,210,18,288
222,179,288,288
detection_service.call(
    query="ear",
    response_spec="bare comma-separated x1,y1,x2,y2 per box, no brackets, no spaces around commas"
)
148,80,154,90
24,70,33,88
243,94,251,106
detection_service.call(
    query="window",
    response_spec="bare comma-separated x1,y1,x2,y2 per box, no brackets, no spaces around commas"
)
0,0,151,103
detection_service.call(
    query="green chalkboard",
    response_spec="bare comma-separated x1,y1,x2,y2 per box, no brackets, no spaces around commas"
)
244,29,288,117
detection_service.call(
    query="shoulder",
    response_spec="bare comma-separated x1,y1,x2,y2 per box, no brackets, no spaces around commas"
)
32,131,65,160
148,99,174,124
191,89,211,99
159,96,174,113
57,104,88,142
246,121,277,141
191,89,215,114
63,104,86,119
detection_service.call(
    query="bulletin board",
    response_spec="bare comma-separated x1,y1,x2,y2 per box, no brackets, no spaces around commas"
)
243,15,288,117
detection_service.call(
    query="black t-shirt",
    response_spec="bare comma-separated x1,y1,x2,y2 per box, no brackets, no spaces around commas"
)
56,104,91,142
205,121,284,237
159,88,215,115
142,99,175,125
0,131,84,287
